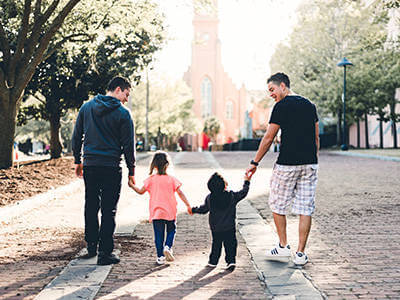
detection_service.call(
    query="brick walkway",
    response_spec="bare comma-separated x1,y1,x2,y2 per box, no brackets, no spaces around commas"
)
213,151,400,299
96,212,269,299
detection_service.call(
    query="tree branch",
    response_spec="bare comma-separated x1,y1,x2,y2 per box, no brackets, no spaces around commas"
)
94,0,119,30
0,22,11,64
43,32,93,59
8,0,32,88
21,0,61,70
13,0,81,101
34,0,42,22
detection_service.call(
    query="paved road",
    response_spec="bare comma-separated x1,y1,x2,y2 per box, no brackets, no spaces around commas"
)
1,151,399,299
213,151,400,299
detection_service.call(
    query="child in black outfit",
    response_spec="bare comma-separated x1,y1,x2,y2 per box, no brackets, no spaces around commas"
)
191,172,252,271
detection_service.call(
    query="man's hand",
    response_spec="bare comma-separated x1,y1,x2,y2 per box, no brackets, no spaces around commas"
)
128,175,135,186
75,164,83,178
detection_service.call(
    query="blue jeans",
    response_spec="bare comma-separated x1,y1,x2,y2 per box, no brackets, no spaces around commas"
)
152,219,176,258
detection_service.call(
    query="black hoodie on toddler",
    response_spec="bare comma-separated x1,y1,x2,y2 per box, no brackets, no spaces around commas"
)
192,180,250,232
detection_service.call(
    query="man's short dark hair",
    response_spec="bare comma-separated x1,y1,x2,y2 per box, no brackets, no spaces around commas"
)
267,72,290,89
107,76,131,92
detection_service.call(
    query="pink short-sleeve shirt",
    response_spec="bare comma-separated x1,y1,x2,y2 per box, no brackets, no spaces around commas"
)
143,174,182,222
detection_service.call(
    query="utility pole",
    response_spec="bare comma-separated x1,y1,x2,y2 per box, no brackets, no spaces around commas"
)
145,68,149,151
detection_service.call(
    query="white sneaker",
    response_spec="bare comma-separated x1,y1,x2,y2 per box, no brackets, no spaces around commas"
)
293,252,309,266
156,256,166,265
163,246,175,262
207,263,217,268
266,244,292,261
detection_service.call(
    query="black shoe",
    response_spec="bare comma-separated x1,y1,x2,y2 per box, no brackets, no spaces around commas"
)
225,263,236,271
97,253,120,265
79,251,97,259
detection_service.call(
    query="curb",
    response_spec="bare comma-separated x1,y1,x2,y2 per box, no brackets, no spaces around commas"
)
328,151,400,162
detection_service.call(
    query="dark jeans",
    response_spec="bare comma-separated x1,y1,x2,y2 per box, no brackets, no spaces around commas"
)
83,166,122,255
152,219,176,258
209,228,237,265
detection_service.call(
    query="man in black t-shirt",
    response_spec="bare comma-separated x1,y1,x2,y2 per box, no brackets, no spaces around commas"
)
246,72,319,266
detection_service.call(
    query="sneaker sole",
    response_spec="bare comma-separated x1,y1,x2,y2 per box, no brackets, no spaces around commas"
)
163,250,175,262
293,260,308,266
266,256,291,262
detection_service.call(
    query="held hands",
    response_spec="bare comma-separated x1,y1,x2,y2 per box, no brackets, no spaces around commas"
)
128,175,135,186
244,170,254,181
75,164,83,178
187,205,193,215
245,164,257,179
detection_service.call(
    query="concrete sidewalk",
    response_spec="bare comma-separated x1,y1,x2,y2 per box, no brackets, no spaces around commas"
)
327,150,400,162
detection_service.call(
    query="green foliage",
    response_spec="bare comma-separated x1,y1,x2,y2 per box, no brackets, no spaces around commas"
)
269,0,399,127
203,116,221,141
18,46,91,125
15,0,165,158
130,77,200,140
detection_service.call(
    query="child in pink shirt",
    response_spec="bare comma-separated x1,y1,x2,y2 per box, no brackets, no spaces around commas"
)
129,151,192,265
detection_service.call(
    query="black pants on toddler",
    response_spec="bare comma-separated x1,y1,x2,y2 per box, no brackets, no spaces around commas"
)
209,228,237,265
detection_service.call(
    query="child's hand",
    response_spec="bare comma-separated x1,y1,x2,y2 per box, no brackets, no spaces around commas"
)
187,206,193,215
244,171,253,181
128,180,135,189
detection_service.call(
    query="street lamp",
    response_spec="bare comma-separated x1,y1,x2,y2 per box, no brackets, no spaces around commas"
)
337,57,353,151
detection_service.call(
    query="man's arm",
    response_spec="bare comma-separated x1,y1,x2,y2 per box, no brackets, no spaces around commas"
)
246,123,280,175
315,122,320,156
121,112,136,181
72,109,84,178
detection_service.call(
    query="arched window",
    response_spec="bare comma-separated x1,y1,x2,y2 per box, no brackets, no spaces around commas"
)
226,101,233,120
201,77,212,118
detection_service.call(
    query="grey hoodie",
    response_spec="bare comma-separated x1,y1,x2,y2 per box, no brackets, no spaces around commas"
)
72,94,135,175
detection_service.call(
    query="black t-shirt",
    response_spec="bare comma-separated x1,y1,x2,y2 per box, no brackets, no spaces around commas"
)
269,95,318,165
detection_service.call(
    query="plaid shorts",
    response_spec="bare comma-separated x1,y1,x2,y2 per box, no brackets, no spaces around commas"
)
269,163,318,216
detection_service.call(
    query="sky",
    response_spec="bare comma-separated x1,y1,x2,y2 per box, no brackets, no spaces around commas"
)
152,0,304,90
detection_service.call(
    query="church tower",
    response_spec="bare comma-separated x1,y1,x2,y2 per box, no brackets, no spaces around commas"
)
184,1,247,148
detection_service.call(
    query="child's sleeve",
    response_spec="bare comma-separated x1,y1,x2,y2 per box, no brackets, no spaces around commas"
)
192,196,210,214
143,177,151,192
232,180,250,204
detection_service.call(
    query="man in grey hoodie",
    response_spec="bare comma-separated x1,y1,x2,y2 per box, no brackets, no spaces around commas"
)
72,76,135,265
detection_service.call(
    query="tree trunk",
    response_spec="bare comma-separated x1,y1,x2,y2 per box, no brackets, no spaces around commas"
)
392,120,398,149
379,118,384,149
364,113,369,149
0,92,18,169
49,116,63,158
357,119,360,148
390,103,398,149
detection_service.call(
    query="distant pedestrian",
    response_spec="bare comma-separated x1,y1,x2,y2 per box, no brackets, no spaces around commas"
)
246,72,319,266
191,172,252,271
72,76,135,265
129,151,192,265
